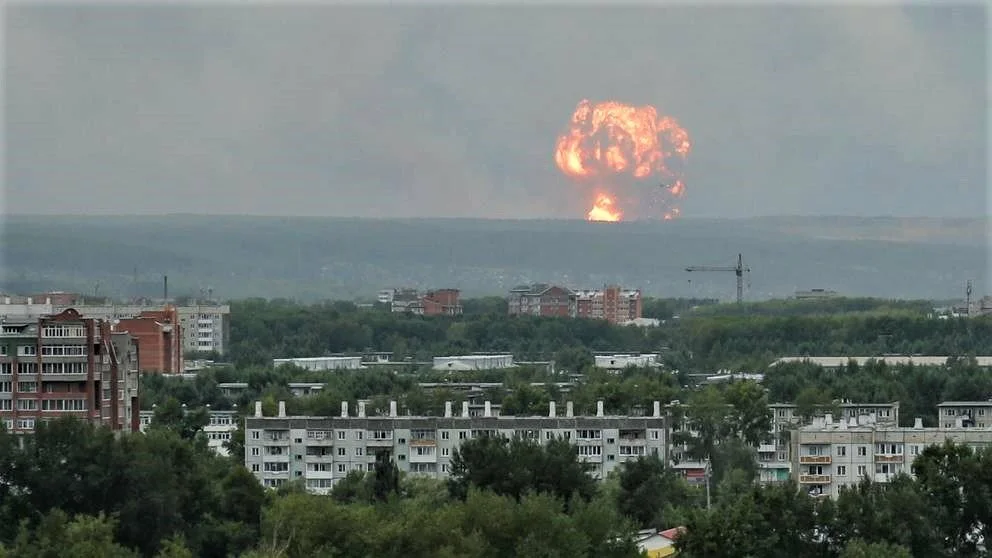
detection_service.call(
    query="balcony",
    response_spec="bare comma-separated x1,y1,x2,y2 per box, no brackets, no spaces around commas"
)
757,444,777,453
875,454,904,463
798,474,832,484
799,455,832,465
409,439,437,447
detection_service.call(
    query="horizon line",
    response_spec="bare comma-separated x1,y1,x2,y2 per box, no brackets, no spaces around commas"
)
2,213,987,221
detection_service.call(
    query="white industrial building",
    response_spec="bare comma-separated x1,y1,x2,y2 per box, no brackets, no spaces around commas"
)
244,399,668,494
771,355,992,370
432,354,515,371
594,354,661,371
273,356,364,371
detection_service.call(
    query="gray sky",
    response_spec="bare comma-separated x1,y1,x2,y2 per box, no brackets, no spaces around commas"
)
4,4,987,219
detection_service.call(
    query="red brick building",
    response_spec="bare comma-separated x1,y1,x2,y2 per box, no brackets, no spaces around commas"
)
507,284,576,317
422,289,463,316
114,306,184,375
574,285,642,324
0,308,141,434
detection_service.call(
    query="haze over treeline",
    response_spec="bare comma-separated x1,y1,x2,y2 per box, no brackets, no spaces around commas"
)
1,216,986,302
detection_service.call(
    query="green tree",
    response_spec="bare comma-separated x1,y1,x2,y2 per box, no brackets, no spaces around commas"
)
615,455,689,529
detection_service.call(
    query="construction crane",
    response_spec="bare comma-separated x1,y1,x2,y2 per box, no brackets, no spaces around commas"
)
685,253,750,304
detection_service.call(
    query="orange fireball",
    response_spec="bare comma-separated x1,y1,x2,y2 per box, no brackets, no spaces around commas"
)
588,193,622,222
554,99,691,221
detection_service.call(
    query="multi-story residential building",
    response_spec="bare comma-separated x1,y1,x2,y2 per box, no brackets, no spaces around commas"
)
388,288,463,316
762,401,900,484
0,308,140,434
0,295,230,355
244,399,668,494
791,409,992,498
139,408,240,456
113,306,184,374
936,400,992,428
507,284,576,317
506,284,643,324
574,286,643,324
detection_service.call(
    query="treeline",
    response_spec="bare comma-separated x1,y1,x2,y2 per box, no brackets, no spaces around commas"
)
3,416,989,558
224,298,992,372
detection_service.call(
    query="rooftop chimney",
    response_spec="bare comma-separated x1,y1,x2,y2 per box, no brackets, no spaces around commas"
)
914,417,923,429
462,401,469,418
163,275,168,301
278,401,286,418
549,401,556,418
358,401,366,418
27,297,33,305
596,400,605,417
254,401,262,418
389,400,397,417
566,401,574,418
484,401,492,417
824,413,833,425
653,401,661,417
341,401,349,418
45,297,51,305
444,401,452,418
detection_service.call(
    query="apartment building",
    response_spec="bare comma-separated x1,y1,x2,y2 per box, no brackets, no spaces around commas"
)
762,401,900,484
139,408,239,456
0,309,140,434
594,354,661,371
770,355,992,370
507,284,576,317
574,286,643,324
792,409,992,498
388,288,463,316
113,306,184,374
936,400,992,428
244,399,668,494
0,296,230,355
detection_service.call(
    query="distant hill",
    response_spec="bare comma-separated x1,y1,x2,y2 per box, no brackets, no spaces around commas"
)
1,215,987,302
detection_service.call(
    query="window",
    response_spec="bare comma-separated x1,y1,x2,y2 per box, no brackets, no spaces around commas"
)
251,431,260,440
263,462,288,472
338,430,346,440
857,465,867,476
40,345,87,357
836,466,847,475
18,382,37,393
371,430,391,440
577,430,602,440
355,448,363,456
354,431,363,440
251,464,259,472
577,445,602,456
16,418,35,430
0,382,10,393
441,431,450,440
857,446,867,456
18,346,37,357
442,448,449,457
16,399,37,410
337,448,346,456
43,326,85,338
836,446,846,456
337,464,346,473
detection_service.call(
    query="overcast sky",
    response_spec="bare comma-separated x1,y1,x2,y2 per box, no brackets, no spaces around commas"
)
4,4,987,219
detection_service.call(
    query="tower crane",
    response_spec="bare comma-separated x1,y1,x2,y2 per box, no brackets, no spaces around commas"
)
685,253,750,304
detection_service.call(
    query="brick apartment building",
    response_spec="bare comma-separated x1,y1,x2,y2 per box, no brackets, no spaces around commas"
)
389,288,463,316
507,284,576,317
0,308,141,434
508,284,642,324
113,306,184,374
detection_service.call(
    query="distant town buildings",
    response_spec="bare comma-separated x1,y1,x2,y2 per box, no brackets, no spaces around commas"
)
383,288,463,316
139,408,239,456
507,284,643,324
0,293,230,355
0,308,140,434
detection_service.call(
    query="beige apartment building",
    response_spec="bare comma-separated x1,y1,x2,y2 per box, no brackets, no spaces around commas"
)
792,409,992,498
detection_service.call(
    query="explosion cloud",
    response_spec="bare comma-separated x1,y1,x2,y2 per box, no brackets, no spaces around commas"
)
554,99,692,222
